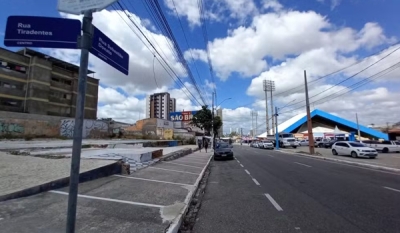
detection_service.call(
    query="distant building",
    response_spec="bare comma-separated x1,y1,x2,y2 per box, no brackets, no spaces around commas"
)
216,108,223,136
0,47,99,119
146,92,176,120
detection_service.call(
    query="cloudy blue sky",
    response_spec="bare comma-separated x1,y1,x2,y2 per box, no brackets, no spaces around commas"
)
1,0,400,135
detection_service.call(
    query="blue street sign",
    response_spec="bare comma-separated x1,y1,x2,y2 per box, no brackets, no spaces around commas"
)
4,16,81,49
90,26,129,75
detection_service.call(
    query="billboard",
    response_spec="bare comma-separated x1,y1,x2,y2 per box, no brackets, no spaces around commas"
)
169,111,198,122
169,111,202,133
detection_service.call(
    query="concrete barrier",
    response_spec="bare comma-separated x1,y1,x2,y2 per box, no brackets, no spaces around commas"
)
0,161,122,202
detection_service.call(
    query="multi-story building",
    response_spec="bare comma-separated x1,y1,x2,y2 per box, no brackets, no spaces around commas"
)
216,108,223,136
146,92,176,120
0,48,98,119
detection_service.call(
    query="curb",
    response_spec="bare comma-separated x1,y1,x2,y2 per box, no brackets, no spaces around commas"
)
165,151,213,233
277,150,400,173
0,161,122,202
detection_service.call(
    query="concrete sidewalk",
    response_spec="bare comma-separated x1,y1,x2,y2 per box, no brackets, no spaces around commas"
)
0,150,212,233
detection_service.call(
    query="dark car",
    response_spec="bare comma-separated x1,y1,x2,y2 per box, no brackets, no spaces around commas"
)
214,143,234,160
323,139,344,148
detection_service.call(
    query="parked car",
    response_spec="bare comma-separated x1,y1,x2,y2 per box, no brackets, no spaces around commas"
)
299,140,309,146
316,138,330,148
257,141,264,148
261,140,274,149
252,142,259,148
360,140,400,153
214,143,234,160
332,141,377,158
323,139,345,148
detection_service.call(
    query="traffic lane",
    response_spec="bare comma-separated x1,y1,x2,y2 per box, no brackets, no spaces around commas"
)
241,146,400,191
193,159,299,233
233,146,400,233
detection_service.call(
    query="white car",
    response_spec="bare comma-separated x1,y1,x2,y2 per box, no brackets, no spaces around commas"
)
261,140,274,149
332,141,378,159
299,140,309,146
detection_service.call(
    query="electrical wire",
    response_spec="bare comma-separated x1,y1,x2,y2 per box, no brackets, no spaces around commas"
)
272,41,400,98
278,61,400,115
111,3,202,105
283,46,400,109
152,54,158,88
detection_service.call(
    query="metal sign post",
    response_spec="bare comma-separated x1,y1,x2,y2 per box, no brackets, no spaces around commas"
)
66,10,93,233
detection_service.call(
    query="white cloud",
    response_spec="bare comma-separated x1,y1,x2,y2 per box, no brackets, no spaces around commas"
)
53,9,186,96
184,49,208,63
164,0,201,27
262,0,283,12
190,10,391,80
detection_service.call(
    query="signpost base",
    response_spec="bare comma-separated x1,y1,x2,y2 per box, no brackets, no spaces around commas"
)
66,10,93,233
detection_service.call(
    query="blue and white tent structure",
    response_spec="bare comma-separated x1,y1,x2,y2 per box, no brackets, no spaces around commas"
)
257,109,388,140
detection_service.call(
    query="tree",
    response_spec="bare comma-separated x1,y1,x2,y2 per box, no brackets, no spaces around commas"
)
190,105,223,136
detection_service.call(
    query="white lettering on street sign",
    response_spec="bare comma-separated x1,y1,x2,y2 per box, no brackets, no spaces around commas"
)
58,0,118,15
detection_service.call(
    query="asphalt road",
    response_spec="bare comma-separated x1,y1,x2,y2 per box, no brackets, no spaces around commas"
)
193,146,400,233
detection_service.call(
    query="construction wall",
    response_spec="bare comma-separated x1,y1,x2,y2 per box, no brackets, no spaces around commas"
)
60,119,109,138
0,111,63,137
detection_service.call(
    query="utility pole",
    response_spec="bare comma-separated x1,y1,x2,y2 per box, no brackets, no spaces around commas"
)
255,111,258,136
263,80,270,134
268,80,276,135
211,91,215,149
275,106,279,150
250,111,254,137
304,70,315,155
240,127,243,145
356,113,361,141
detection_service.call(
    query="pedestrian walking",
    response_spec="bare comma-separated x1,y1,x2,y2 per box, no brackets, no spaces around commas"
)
204,140,209,153
198,139,203,152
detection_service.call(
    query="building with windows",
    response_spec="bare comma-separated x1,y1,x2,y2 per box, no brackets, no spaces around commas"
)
0,47,98,119
146,92,176,120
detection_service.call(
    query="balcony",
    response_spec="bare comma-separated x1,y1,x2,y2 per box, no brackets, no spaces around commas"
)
0,86,25,98
0,67,27,81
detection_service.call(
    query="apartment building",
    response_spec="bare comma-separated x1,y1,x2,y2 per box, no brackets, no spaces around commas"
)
146,92,176,120
0,48,98,119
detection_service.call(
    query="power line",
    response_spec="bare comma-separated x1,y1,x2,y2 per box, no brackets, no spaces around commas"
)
272,41,400,98
279,61,400,115
112,3,202,106
197,0,217,94
283,46,400,109
170,0,209,105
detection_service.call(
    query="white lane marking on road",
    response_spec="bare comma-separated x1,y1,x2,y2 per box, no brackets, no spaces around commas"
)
148,167,199,175
294,162,312,168
0,218,3,221
252,178,260,186
114,175,193,186
383,186,400,193
240,164,244,167
245,169,251,175
265,194,283,211
236,160,240,163
295,227,301,230
163,162,203,169
49,190,165,208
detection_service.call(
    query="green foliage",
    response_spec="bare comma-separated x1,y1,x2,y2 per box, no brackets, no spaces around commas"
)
190,105,222,136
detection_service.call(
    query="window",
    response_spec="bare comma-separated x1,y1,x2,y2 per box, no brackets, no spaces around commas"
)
0,98,21,107
51,76,72,86
50,91,71,99
349,142,365,147
0,59,27,74
382,141,391,145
